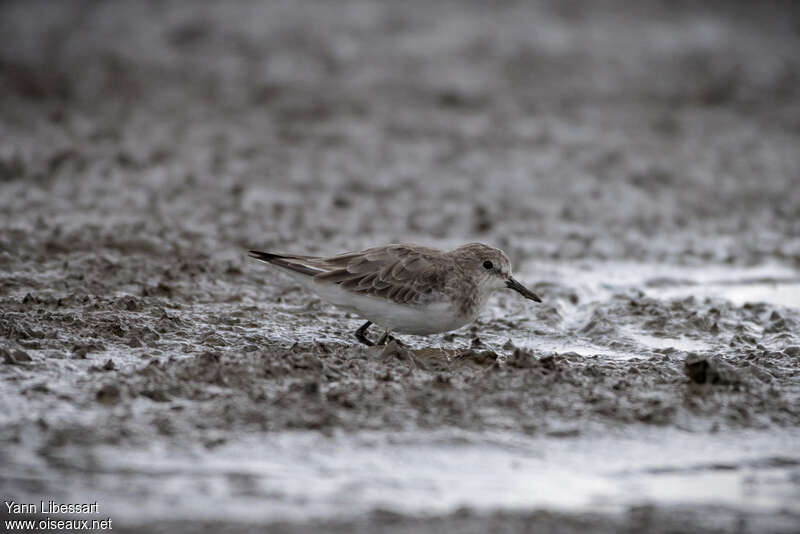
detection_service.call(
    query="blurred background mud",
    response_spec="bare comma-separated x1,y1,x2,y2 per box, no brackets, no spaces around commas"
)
1,1,800,532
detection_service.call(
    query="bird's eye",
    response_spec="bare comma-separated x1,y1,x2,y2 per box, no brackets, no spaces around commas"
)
483,260,493,270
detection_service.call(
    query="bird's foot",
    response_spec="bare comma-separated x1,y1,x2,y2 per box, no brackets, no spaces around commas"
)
355,321,375,347
376,331,402,346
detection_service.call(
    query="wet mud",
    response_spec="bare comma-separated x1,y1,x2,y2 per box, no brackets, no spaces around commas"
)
1,1,800,532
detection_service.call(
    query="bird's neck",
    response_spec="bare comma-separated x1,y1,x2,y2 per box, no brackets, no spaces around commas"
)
452,281,493,320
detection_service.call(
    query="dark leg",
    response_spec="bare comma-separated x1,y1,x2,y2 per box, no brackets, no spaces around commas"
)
355,321,374,346
377,330,391,346
377,330,403,346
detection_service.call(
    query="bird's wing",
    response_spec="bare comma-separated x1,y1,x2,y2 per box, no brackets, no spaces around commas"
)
314,244,447,305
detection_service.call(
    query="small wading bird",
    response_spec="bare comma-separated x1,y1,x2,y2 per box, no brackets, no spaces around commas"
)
248,243,541,346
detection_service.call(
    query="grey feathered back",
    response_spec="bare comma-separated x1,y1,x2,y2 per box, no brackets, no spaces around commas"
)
314,244,449,305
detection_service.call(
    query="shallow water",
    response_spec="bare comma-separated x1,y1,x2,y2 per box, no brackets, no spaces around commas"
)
486,261,798,358
527,261,800,309
6,428,799,526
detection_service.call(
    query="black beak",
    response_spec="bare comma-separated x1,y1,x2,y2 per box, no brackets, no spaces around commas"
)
506,277,542,303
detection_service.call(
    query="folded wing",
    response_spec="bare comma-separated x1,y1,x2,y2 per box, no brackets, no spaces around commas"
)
315,244,446,305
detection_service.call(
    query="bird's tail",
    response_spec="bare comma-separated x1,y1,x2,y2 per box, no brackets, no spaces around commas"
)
247,250,326,277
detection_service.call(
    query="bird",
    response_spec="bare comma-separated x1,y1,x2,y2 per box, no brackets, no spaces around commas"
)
248,243,541,346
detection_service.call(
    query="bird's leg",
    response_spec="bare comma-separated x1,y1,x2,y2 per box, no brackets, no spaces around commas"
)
377,330,392,346
377,330,405,346
355,321,375,346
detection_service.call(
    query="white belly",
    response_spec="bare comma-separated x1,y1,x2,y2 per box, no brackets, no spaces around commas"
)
271,267,475,335
312,280,471,335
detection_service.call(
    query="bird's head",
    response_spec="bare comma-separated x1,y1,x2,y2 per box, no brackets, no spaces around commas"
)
450,243,541,302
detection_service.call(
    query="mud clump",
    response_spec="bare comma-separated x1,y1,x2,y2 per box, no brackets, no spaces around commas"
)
96,383,121,405
2,347,32,365
505,348,538,368
455,348,499,367
684,354,742,385
783,346,800,357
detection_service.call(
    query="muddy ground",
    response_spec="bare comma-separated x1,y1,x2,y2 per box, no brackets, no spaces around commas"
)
1,1,800,532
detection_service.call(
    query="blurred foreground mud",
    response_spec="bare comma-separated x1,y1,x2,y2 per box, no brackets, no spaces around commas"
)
1,1,800,532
